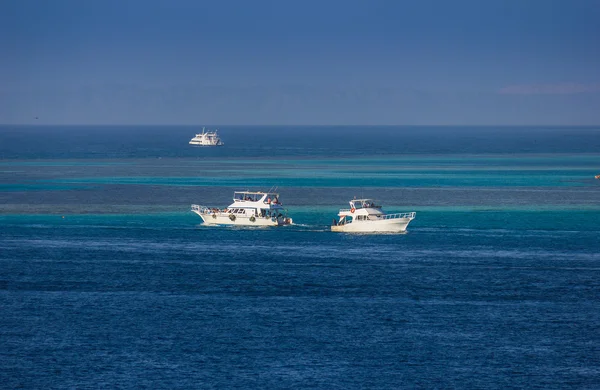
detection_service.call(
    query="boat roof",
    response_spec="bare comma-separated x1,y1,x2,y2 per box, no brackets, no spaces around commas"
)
229,191,284,208
197,127,219,133
348,199,381,210
234,191,278,196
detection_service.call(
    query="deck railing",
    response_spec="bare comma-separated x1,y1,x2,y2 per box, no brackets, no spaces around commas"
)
339,209,415,220
191,204,211,214
380,212,416,220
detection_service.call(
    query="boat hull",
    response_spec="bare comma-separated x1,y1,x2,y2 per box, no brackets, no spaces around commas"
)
192,210,291,226
189,142,223,146
331,217,413,233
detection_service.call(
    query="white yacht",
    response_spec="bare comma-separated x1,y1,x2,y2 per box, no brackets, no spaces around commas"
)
331,199,415,233
192,191,292,226
189,127,224,146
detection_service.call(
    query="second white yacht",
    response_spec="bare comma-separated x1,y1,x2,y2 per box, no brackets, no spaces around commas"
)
331,199,415,233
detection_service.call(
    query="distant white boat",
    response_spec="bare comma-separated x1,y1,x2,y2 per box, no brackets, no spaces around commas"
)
189,127,224,146
192,190,292,226
331,198,415,233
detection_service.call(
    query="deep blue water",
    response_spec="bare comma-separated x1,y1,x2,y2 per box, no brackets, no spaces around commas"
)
1,126,600,388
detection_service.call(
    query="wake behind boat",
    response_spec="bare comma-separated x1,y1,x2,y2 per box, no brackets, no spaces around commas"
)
331,199,415,233
189,127,224,146
192,191,292,226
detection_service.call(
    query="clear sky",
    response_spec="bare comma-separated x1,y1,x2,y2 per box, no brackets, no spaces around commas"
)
1,0,599,125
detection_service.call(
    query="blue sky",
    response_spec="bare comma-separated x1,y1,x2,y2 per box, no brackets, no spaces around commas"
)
1,0,599,125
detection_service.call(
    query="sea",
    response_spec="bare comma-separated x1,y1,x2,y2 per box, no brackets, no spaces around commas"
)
1,125,599,389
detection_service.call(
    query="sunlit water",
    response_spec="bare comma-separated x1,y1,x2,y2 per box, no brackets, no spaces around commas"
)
1,126,599,388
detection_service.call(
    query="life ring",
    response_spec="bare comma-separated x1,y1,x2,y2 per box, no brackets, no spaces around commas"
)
229,214,236,221
350,208,356,213
250,216,256,222
212,214,217,219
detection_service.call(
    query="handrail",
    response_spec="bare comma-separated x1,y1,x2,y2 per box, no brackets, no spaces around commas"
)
381,212,416,220
338,208,415,218
191,204,211,214
192,204,271,218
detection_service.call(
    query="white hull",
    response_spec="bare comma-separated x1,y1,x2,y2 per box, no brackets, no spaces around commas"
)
189,140,223,146
192,210,291,226
331,217,413,233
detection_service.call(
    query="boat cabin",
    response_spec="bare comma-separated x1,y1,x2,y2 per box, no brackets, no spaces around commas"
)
233,191,281,205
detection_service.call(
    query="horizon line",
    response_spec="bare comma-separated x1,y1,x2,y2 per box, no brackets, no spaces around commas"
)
2,123,600,128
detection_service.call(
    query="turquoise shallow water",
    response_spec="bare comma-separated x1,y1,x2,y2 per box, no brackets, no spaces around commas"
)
1,126,600,388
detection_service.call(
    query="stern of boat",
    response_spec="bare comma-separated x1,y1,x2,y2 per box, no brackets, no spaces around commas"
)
278,217,293,226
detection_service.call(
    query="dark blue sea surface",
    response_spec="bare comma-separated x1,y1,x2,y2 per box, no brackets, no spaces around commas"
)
1,126,600,388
